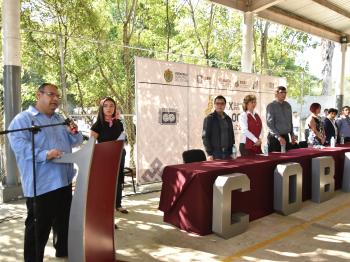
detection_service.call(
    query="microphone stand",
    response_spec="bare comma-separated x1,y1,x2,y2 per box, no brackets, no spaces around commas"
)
0,120,68,262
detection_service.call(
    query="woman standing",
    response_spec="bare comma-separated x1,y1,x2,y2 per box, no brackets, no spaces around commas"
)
91,97,128,214
239,94,263,156
305,103,326,146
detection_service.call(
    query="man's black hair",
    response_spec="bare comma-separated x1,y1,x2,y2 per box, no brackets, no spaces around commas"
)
214,95,226,104
328,108,338,114
38,83,57,91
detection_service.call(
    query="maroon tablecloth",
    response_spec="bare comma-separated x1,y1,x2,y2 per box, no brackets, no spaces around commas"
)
159,145,350,235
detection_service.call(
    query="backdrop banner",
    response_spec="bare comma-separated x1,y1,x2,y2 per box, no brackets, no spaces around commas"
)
135,57,286,185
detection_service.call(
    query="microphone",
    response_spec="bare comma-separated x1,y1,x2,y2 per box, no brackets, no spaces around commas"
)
65,118,78,134
60,111,78,134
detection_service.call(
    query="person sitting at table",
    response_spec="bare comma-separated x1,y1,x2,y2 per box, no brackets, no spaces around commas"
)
336,106,350,143
202,95,235,160
323,108,338,145
238,94,263,156
305,103,326,146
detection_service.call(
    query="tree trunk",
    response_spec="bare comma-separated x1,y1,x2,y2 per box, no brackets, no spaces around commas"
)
121,0,137,168
260,21,270,74
321,39,335,95
188,1,215,65
166,0,170,61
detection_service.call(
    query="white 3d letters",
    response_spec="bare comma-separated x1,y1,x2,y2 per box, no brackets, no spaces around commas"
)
274,162,302,215
212,173,250,239
312,156,335,203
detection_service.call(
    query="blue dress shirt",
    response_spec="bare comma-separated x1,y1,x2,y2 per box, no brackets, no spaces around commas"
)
8,106,83,197
336,116,350,138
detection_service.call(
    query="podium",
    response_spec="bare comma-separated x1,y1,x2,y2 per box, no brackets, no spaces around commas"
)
54,138,124,262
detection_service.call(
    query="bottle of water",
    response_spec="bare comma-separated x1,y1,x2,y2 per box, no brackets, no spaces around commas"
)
330,136,335,147
340,135,345,145
232,145,237,159
263,144,269,156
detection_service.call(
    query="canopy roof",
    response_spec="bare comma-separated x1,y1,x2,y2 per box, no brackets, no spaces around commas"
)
211,0,350,43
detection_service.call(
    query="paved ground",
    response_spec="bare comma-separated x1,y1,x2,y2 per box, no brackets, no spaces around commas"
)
1,189,350,261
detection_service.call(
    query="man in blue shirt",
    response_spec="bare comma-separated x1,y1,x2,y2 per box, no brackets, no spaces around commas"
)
336,106,350,143
8,83,83,261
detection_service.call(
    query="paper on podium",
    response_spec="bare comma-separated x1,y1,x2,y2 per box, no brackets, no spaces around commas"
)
117,132,126,141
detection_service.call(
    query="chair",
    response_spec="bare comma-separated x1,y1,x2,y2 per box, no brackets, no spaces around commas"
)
123,167,136,193
182,149,206,164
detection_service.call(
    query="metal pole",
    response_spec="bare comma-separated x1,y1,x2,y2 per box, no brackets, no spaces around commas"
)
1,0,22,202
300,72,304,140
241,12,254,73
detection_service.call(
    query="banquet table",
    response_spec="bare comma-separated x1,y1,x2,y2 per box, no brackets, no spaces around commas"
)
159,145,350,235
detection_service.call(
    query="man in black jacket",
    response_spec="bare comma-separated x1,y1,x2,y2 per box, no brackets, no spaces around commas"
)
323,108,338,145
202,95,235,160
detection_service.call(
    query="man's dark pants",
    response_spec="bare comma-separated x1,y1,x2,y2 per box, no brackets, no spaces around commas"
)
24,184,72,262
267,133,293,153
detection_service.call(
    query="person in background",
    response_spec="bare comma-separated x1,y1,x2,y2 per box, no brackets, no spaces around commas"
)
292,111,300,140
90,97,128,215
305,103,325,146
321,108,328,123
238,94,263,155
202,95,235,160
323,108,338,145
266,86,296,152
336,106,350,143
8,83,83,261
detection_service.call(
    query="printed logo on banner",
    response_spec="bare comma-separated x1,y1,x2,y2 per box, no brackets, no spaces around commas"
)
227,101,242,131
164,69,173,83
204,96,214,116
159,108,178,125
240,80,248,88
197,74,212,84
141,158,163,183
175,72,189,82
218,77,231,88
252,80,259,90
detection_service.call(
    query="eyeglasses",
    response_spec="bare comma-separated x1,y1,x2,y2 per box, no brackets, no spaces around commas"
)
40,91,61,99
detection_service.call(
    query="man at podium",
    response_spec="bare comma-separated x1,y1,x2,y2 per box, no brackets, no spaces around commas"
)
8,83,83,261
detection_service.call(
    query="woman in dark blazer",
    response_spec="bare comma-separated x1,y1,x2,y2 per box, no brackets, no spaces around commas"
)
323,108,338,145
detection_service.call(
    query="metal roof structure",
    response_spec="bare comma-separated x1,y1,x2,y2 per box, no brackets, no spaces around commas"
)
210,0,350,43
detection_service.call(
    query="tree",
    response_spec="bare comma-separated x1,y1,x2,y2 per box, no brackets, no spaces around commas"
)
21,0,105,110
321,39,335,95
253,18,320,99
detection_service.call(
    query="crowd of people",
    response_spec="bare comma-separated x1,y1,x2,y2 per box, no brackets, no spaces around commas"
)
202,85,350,160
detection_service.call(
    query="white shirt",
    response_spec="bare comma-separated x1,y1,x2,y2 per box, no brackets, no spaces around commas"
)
239,111,263,144
330,118,338,140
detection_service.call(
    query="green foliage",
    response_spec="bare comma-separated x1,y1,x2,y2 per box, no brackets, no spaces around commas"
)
253,19,320,99
16,0,323,165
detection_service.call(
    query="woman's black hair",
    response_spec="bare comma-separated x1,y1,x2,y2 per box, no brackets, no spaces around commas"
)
97,97,117,126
